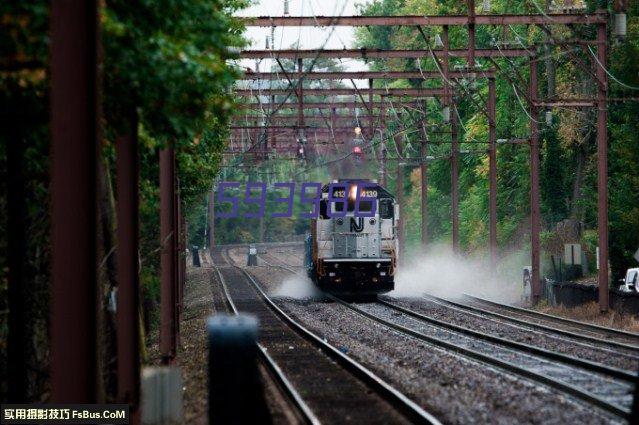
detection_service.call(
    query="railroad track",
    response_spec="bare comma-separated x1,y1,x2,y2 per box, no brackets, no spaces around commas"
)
254,246,635,419
329,296,633,420
211,247,441,424
460,294,639,348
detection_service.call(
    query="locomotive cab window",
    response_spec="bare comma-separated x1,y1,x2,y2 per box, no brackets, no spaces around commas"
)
379,199,393,219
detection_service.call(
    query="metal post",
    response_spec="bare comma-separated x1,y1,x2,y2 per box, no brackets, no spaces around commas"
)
116,112,140,423
6,88,27,402
368,78,374,139
488,77,498,269
468,0,476,69
50,0,99,402
174,183,181,342
530,57,541,305
420,118,428,250
160,147,176,363
451,100,460,254
395,133,405,258
596,22,609,312
209,189,215,249
297,58,304,141
381,98,388,186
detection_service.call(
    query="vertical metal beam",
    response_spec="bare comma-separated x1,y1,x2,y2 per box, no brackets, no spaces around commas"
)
173,181,181,343
297,58,304,140
209,190,215,249
530,58,541,305
468,0,476,68
381,98,387,186
395,133,405,259
50,0,99,402
596,22,609,312
451,100,460,254
368,78,374,139
488,78,498,269
6,89,27,402
116,112,140,423
160,147,176,363
420,113,429,250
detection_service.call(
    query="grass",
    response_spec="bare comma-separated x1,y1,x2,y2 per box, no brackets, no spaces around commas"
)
535,301,639,333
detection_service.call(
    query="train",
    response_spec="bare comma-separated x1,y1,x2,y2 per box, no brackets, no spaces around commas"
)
304,179,399,295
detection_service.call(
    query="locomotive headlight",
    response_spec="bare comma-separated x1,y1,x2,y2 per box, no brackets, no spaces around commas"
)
348,184,357,202
336,218,344,225
369,218,376,225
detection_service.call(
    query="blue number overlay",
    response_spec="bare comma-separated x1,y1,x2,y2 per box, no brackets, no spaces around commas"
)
244,182,267,218
300,182,321,218
271,182,295,218
327,183,348,218
355,183,377,217
217,182,240,218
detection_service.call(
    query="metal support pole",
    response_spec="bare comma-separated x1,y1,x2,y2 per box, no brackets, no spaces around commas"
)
395,133,405,259
488,78,498,269
420,118,428,250
381,97,387,186
174,184,181,342
297,58,304,141
596,22,609,312
530,58,541,305
368,78,374,139
210,189,216,249
50,0,99,402
116,112,140,423
468,0,476,69
160,147,176,363
451,102,460,254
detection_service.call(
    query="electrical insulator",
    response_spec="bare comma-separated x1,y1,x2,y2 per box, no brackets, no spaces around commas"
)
442,106,451,123
284,0,290,16
434,34,444,48
482,0,491,12
545,110,553,126
614,13,627,39
265,36,270,50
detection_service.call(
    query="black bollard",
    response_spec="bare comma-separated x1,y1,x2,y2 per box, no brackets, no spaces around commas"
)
192,245,201,267
207,314,270,424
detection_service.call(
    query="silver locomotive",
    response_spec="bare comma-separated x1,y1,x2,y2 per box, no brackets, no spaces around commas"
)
304,179,399,295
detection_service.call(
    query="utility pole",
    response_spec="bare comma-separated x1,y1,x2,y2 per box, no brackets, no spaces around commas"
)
530,57,541,305
50,0,99,402
488,78,498,269
596,21,609,312
160,147,177,364
420,112,429,250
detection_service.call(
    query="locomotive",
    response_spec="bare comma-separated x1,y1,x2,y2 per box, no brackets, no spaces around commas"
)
304,179,399,295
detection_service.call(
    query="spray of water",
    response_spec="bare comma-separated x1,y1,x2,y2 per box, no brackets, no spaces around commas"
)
273,274,323,300
390,244,527,304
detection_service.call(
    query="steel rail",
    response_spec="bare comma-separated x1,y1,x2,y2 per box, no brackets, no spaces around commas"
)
236,101,421,109
235,88,445,96
218,250,441,424
211,255,320,425
241,70,495,80
241,14,607,27
328,296,631,419
462,294,639,346
239,48,531,59
421,294,639,360
376,298,636,381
